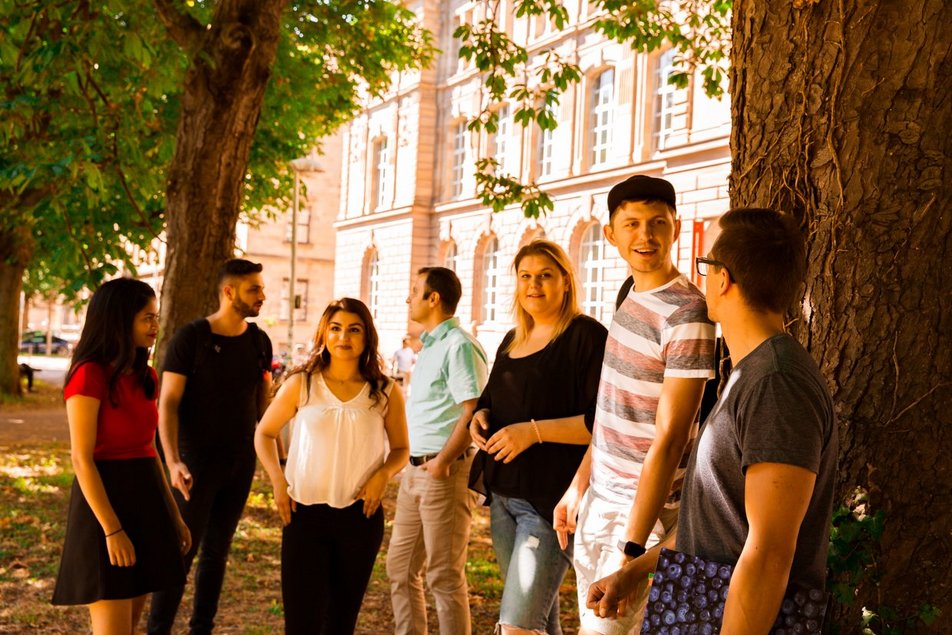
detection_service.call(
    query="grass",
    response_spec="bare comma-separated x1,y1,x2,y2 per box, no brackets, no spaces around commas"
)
0,440,581,633
0,379,64,411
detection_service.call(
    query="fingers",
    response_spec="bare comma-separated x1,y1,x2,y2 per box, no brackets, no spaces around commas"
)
556,528,569,551
106,533,136,567
469,422,487,449
180,528,192,555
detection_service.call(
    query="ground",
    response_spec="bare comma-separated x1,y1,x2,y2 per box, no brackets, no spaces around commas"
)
0,380,582,633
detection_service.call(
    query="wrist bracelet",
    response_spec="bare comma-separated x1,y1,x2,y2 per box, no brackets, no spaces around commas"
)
530,419,543,444
105,527,124,538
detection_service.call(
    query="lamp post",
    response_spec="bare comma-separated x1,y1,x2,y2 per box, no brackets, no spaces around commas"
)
288,154,324,362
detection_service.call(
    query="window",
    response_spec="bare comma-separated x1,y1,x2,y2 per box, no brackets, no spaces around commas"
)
280,278,309,322
537,103,556,178
361,249,382,320
654,49,688,150
451,121,467,198
578,223,612,323
284,210,311,243
373,137,390,210
591,69,614,166
492,105,510,173
444,241,462,272
481,236,505,322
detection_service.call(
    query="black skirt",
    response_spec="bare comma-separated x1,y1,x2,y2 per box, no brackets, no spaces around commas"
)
51,457,186,605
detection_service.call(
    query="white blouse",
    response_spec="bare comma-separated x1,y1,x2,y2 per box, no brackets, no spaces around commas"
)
284,373,392,508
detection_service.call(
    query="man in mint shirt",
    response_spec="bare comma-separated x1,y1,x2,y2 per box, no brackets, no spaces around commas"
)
387,266,489,635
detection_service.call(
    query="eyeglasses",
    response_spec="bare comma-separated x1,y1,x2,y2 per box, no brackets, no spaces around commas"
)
696,256,733,281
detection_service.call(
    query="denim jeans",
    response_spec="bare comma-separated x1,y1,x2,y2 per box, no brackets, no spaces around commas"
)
490,494,573,634
147,448,256,635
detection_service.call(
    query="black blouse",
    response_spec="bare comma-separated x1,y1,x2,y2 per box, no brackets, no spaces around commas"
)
469,314,608,522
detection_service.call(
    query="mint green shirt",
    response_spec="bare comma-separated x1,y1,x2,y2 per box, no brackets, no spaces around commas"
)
406,317,488,455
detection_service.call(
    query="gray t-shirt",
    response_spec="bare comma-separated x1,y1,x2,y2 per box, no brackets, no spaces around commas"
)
678,333,837,589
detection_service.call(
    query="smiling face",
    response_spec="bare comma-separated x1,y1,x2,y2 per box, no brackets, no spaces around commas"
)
132,297,160,349
323,310,366,361
605,200,681,288
515,254,568,322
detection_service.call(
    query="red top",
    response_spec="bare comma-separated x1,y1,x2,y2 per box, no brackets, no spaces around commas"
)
64,362,158,460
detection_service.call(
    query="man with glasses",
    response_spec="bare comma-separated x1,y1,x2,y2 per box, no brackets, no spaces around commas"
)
588,208,837,634
555,175,715,634
149,259,273,635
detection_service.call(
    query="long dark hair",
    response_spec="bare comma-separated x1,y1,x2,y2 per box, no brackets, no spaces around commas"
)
286,298,390,405
65,278,157,406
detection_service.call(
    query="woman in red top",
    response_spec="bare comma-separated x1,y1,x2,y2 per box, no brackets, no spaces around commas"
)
52,278,190,634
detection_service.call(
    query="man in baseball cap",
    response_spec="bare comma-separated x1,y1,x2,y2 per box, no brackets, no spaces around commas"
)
554,174,716,634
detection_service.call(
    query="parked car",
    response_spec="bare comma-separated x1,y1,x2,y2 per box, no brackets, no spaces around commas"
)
19,331,72,355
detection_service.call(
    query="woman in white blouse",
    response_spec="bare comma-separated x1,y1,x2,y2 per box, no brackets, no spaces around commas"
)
255,298,409,634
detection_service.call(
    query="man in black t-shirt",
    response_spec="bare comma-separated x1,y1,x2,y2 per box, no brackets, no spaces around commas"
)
588,209,837,633
148,259,273,635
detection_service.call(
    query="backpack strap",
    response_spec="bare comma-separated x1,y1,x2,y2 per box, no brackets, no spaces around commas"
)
615,275,635,310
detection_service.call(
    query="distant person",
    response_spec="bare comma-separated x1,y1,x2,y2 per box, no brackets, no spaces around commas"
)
554,174,715,634
149,259,273,635
18,363,35,393
52,278,190,634
392,335,417,386
388,267,488,635
469,240,607,635
588,209,838,633
255,298,409,633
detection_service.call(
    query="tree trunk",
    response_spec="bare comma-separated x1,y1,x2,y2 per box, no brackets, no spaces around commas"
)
730,0,951,628
156,0,287,366
0,227,34,397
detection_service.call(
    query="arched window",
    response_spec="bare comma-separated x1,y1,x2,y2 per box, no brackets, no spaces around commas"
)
591,69,614,166
444,241,461,272
481,236,505,323
578,222,612,323
367,251,382,320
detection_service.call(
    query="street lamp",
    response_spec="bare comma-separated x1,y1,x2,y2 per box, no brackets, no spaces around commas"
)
288,153,324,362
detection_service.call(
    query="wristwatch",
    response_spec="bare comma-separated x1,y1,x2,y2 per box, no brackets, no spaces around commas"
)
618,540,646,559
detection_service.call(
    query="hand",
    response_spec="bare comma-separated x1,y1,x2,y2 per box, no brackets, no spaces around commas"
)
357,470,388,518
553,486,582,550
167,461,193,501
485,422,536,464
469,409,491,449
174,516,192,555
586,561,649,621
421,456,451,479
273,483,297,526
105,529,136,567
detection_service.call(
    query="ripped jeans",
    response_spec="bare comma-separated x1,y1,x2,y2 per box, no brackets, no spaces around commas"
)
490,494,572,634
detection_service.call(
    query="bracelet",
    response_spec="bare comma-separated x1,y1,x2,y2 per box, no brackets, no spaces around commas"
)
530,419,543,444
105,527,124,538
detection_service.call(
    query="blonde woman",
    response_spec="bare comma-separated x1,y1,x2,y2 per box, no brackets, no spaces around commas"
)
470,240,608,634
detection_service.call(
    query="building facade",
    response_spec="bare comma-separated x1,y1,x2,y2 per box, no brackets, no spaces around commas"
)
344,1,730,357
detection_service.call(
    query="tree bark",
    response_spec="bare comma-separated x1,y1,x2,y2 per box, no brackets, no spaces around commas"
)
156,0,288,366
731,0,951,627
0,227,34,396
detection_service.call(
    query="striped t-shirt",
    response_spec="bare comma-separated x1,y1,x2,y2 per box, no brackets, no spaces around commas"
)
589,274,715,508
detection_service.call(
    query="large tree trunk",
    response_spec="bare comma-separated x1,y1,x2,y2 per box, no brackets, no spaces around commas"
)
155,0,287,366
0,227,33,396
730,0,951,628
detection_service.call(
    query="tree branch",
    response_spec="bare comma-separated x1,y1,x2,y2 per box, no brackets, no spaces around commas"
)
153,0,204,51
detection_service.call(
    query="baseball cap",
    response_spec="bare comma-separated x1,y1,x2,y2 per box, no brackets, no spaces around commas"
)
606,175,677,217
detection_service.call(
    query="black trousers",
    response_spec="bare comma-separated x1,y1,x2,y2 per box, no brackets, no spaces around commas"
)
147,448,256,635
282,500,384,634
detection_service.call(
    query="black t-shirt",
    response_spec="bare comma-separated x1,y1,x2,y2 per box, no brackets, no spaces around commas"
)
469,314,607,522
678,333,837,590
162,320,273,454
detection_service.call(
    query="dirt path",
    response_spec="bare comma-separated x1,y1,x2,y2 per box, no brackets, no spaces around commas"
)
0,408,69,445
